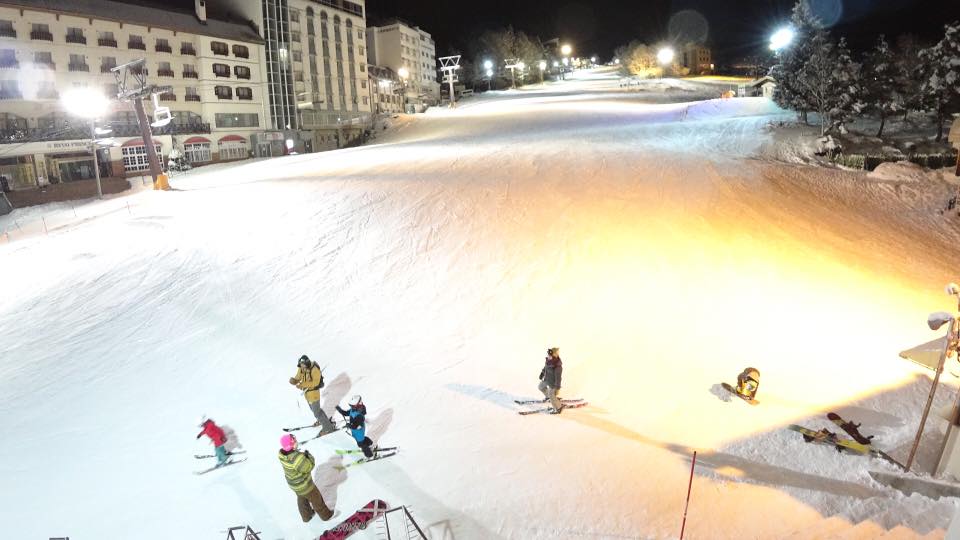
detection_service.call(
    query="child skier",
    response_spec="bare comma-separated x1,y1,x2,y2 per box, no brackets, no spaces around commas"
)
278,433,334,522
336,395,375,458
196,416,229,467
539,347,564,413
289,354,336,434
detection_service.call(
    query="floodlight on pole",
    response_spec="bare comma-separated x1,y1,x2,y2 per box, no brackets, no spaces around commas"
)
615,58,620,65
769,27,795,51
657,47,675,65
590,56,597,63
483,59,493,70
398,67,409,79
561,44,572,56
62,87,110,199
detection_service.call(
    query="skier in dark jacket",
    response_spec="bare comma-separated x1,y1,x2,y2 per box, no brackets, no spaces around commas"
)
336,395,375,458
539,347,564,413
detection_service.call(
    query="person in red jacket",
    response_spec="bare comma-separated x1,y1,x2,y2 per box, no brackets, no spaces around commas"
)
196,416,229,466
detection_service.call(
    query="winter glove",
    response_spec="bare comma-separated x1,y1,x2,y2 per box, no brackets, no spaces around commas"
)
539,368,545,380
289,377,298,385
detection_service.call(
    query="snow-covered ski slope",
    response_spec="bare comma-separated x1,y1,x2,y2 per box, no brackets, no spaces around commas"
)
3,67,960,539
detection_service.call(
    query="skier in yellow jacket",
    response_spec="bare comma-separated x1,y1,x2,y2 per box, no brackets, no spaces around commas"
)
278,433,333,522
289,355,337,433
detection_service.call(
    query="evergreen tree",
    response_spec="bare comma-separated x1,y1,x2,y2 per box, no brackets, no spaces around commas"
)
771,0,821,122
895,34,925,121
797,28,836,135
918,22,960,141
827,38,863,135
862,36,901,137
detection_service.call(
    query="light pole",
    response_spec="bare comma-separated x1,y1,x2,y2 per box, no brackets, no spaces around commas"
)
62,88,110,199
657,47,675,79
483,59,494,91
398,67,409,111
560,44,572,80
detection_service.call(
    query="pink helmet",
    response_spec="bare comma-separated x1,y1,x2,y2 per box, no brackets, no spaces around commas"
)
280,433,297,451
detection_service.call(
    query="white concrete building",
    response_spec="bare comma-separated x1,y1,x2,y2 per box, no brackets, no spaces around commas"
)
366,19,439,109
221,0,372,152
367,63,402,114
0,0,269,189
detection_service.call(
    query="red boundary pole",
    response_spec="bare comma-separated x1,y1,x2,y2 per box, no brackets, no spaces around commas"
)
680,450,697,540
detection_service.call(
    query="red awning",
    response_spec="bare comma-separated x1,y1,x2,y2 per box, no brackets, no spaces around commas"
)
218,135,246,143
184,136,211,144
121,138,144,147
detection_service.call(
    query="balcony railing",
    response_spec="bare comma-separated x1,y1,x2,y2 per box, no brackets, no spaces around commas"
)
66,34,86,45
185,94,200,102
155,44,172,53
238,93,252,100
181,45,196,55
158,93,176,101
0,90,23,100
30,30,53,41
128,40,146,50
98,38,117,47
0,123,212,143
156,69,174,77
0,28,16,38
36,88,58,99
68,63,90,72
0,60,18,69
182,71,198,79
157,122,209,135
100,64,116,73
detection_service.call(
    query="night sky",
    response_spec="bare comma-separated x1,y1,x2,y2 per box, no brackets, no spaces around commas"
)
189,0,960,63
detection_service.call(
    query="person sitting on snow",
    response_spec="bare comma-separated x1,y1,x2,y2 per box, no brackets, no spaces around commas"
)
336,395,376,458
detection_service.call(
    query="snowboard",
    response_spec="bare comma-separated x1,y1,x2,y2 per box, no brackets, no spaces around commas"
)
826,412,874,445
721,383,758,405
518,401,588,415
194,458,247,475
317,499,389,540
195,450,245,459
788,424,904,467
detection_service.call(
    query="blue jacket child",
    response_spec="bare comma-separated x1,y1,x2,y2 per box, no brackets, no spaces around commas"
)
336,395,375,458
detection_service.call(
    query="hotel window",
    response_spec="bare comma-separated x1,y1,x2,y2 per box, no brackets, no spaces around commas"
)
122,144,163,172
214,85,232,99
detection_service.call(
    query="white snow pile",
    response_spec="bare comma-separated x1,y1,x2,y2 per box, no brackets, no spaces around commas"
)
4,68,960,540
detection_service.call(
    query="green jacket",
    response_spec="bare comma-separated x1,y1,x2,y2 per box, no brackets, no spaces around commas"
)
278,449,316,495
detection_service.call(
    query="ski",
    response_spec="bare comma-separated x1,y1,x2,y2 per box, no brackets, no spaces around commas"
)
283,418,338,432
518,402,588,415
335,446,397,455
787,425,871,453
299,428,343,445
194,450,246,459
721,383,758,405
827,412,875,446
334,451,398,470
317,499,389,540
514,398,584,405
194,458,247,475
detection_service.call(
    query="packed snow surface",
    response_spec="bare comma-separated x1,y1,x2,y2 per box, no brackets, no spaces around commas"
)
3,68,960,539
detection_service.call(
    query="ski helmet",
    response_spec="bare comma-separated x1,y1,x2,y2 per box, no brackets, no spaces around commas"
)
348,395,362,407
197,414,208,427
298,354,311,367
280,433,297,451
548,347,559,356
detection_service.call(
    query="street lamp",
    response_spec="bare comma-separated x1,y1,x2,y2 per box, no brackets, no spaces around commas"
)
590,56,597,64
485,68,494,91
560,44,572,80
483,59,493,71
769,27,795,52
398,67,409,109
561,44,572,56
538,60,546,83
657,47,674,65
62,87,109,199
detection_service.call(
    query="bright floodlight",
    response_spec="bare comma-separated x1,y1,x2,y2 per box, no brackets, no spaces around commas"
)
553,61,559,67
590,56,597,63
657,47,674,65
518,61,525,70
562,58,569,66
62,87,109,118
770,27,795,51
483,59,493,70
398,67,409,79
561,44,572,56
538,60,546,70
615,58,620,64
486,69,493,77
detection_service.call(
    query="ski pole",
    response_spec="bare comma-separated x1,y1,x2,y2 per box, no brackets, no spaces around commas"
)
679,450,697,540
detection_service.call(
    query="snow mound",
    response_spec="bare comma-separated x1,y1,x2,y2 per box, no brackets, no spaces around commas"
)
868,161,928,183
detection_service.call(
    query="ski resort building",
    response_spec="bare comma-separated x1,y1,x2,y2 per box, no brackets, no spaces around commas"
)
0,0,268,189
365,19,439,110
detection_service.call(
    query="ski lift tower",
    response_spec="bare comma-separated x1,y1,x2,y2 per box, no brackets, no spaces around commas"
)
504,58,520,88
111,58,172,187
438,55,461,108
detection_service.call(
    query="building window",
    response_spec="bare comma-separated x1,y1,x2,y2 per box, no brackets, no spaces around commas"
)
362,96,368,105
185,87,200,101
30,23,52,41
292,50,302,62
181,42,196,55
98,31,116,47
66,27,86,45
104,83,118,97
234,65,251,79
182,64,198,78
0,20,15,39
157,61,173,77
128,35,145,50
214,113,258,128
0,48,16,68
213,63,230,77
68,54,89,72
211,41,228,55
290,10,300,23
100,56,116,73
218,139,247,160
361,80,366,89
360,64,365,73
290,31,301,43
33,51,53,68
214,86,232,99
184,142,211,163
232,44,249,58
236,87,252,100
0,79,21,99
122,144,163,172
155,38,172,53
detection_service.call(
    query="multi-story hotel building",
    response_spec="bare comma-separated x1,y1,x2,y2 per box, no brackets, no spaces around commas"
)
0,0,270,190
222,0,372,152
366,63,402,114
366,19,439,109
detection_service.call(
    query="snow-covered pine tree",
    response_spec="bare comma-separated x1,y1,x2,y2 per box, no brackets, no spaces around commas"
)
918,22,960,141
771,0,821,122
828,38,863,135
797,28,836,135
862,36,901,137
894,34,925,122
